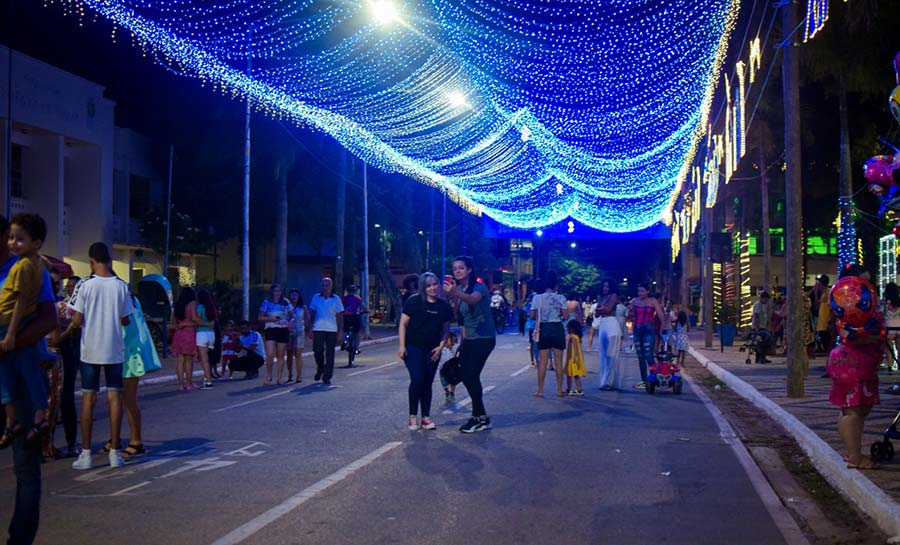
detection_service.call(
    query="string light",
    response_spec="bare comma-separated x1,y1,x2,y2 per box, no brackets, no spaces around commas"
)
837,195,857,272
804,0,829,42
54,0,740,233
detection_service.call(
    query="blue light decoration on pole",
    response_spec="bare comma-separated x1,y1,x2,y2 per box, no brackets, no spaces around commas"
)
56,0,740,232
836,195,858,273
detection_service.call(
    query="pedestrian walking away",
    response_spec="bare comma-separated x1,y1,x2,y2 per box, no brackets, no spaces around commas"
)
65,242,134,471
530,270,569,398
445,256,496,433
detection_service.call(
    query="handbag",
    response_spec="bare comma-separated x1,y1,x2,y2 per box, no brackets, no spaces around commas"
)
440,356,462,386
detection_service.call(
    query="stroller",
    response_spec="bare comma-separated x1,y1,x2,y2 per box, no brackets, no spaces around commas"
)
871,409,898,462
646,332,683,395
738,330,771,365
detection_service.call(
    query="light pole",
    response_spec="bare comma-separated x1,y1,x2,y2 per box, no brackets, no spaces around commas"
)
362,162,370,339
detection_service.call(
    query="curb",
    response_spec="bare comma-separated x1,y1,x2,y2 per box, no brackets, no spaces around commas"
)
688,346,900,543
680,367,810,545
84,335,401,393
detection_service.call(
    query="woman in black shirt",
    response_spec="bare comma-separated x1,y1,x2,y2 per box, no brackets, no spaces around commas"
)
399,272,452,431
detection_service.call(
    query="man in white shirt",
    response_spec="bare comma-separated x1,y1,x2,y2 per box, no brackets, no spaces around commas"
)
230,320,265,379
308,277,343,385
65,243,134,470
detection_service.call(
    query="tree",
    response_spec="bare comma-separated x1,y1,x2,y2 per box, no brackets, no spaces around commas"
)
139,207,210,266
783,0,805,398
556,258,602,296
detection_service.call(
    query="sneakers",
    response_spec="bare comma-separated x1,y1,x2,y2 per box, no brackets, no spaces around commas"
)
314,372,322,381
421,417,436,430
201,380,214,390
72,450,93,470
322,378,332,385
459,416,492,433
570,390,584,396
108,449,125,468
634,382,646,390
408,416,419,431
445,391,455,404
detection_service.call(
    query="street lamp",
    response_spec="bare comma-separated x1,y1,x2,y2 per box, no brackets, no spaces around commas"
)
369,0,400,25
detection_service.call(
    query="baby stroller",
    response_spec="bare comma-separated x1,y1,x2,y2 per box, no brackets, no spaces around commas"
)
739,330,771,365
646,332,683,395
871,408,898,462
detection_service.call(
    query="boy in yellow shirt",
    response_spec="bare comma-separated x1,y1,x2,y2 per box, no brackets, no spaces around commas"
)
0,213,49,448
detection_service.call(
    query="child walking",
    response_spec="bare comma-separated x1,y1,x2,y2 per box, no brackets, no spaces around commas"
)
438,332,458,404
0,213,50,448
671,310,690,366
565,320,586,396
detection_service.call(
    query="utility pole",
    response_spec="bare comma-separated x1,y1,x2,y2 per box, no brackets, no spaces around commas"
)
241,58,251,321
441,191,447,297
361,162,371,339
335,149,347,293
163,145,173,275
783,0,805,398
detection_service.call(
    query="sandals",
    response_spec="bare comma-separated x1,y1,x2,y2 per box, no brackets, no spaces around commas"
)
846,457,880,470
121,443,146,460
0,421,23,449
102,439,122,453
25,419,49,443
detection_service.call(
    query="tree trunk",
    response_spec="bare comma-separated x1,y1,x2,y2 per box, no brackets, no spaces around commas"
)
275,167,288,285
375,261,401,326
334,149,347,293
837,71,855,271
783,0,806,398
759,134,772,292
703,204,714,348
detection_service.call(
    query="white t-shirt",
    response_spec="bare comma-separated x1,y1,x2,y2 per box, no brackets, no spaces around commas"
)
309,293,344,332
239,330,266,359
69,275,134,364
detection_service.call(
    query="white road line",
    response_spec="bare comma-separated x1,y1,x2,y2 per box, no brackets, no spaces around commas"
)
442,385,496,414
510,364,533,377
213,388,296,413
681,369,810,545
347,361,400,376
209,441,403,545
110,481,151,496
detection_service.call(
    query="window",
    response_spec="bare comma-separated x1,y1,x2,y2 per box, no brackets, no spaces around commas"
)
10,144,23,198
129,174,150,220
113,170,128,217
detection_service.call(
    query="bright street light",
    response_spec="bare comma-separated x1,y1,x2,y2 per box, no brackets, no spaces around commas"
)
570,242,577,248
535,229,543,237
374,223,381,228
447,90,469,109
369,0,400,25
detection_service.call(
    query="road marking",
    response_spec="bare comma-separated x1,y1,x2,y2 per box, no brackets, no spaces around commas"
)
510,364,533,377
442,385,496,414
110,481,151,496
681,369,810,545
213,388,296,413
347,361,400,376
209,441,403,545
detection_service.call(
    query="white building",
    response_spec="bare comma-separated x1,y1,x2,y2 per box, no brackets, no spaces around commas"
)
0,45,180,282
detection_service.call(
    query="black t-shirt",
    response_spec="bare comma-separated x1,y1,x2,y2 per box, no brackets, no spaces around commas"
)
403,296,453,350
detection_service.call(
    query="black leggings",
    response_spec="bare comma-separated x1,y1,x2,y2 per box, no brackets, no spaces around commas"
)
459,337,496,417
404,345,439,417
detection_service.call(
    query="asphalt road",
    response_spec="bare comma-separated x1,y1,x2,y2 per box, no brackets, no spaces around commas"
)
1,333,788,545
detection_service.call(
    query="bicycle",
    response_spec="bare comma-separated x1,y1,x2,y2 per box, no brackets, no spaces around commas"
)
341,309,367,367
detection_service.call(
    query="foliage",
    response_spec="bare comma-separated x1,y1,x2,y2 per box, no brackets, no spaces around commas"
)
139,207,210,260
716,303,739,324
555,258,603,297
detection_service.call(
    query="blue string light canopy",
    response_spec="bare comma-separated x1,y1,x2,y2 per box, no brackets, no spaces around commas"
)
59,0,739,232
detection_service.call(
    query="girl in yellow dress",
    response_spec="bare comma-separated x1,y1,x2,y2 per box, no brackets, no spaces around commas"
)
565,320,586,396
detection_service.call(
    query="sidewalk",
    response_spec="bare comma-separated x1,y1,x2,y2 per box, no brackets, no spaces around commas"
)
687,329,900,541
141,324,399,387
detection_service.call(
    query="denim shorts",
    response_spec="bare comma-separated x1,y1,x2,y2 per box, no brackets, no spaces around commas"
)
80,362,124,393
